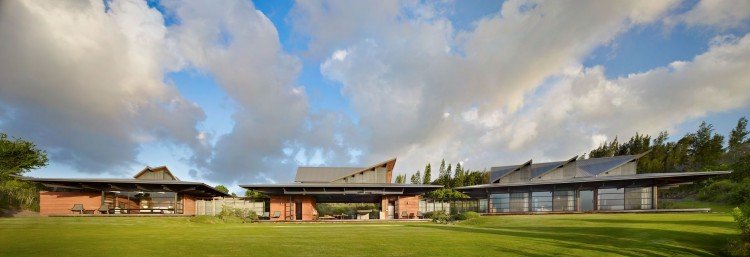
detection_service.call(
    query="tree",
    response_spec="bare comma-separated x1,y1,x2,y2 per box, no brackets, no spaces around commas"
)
589,137,619,158
730,117,749,152
453,162,464,188
438,159,447,184
215,185,229,194
690,122,725,170
395,174,406,184
0,133,48,210
410,170,421,184
245,190,267,198
423,163,432,184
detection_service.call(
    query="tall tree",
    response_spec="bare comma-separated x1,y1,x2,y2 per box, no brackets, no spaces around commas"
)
0,133,48,210
410,170,421,184
215,185,229,194
589,137,619,158
423,163,431,184
690,122,725,170
395,174,406,184
730,117,749,152
453,162,465,188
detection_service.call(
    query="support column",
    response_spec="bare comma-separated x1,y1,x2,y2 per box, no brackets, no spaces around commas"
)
652,185,658,210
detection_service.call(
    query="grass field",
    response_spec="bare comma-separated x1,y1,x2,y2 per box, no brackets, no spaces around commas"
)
0,211,739,256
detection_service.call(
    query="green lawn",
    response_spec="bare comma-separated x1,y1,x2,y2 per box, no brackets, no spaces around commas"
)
0,212,739,256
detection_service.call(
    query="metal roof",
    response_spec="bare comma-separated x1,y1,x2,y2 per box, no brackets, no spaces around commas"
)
294,158,397,183
456,170,731,190
294,167,363,183
489,159,532,183
21,177,229,197
490,154,643,182
240,183,443,196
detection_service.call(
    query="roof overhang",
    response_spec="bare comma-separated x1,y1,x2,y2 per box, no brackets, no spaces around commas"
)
457,171,730,196
21,177,228,197
240,183,442,196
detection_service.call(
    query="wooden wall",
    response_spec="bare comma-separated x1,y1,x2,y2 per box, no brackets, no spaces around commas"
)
39,191,102,216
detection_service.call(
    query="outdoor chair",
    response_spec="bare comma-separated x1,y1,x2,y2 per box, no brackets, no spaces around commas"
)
271,211,281,219
417,211,424,219
98,205,110,214
261,212,270,220
400,211,408,219
70,204,85,214
409,213,416,219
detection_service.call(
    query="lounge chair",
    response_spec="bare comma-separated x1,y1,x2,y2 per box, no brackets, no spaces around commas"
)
260,212,270,220
70,204,85,214
417,211,424,219
271,211,281,219
98,205,110,214
401,211,408,219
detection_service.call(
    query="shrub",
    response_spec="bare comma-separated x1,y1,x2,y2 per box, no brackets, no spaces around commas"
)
189,215,224,224
429,211,452,224
453,211,480,221
728,205,750,256
215,206,257,223
698,179,750,205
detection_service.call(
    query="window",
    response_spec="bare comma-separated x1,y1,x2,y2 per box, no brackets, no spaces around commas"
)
598,188,624,210
531,191,552,212
624,187,652,210
509,192,529,212
489,193,509,212
553,190,576,212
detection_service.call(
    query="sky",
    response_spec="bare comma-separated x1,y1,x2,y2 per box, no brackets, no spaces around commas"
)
1,0,749,195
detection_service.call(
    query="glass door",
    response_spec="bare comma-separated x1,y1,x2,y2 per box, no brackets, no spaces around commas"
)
579,190,594,211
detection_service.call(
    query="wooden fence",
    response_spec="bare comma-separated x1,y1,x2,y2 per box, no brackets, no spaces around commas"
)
195,197,265,216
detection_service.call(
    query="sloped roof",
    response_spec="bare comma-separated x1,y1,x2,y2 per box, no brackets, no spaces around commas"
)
576,154,639,176
489,160,531,183
133,166,179,181
294,167,363,183
294,158,397,183
530,161,567,178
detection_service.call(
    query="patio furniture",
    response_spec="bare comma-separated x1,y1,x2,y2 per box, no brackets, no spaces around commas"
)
408,213,416,219
417,211,424,219
400,211,408,219
70,204,85,214
98,205,110,214
260,212,270,220
271,211,281,219
356,210,371,220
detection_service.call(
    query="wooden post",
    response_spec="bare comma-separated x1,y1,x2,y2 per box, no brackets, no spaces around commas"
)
593,188,599,211
652,185,658,210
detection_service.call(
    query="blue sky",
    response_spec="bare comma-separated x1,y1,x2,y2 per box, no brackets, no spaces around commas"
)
2,0,749,195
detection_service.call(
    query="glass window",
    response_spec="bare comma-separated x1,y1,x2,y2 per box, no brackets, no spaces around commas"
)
624,187,652,210
553,190,576,212
598,188,624,211
531,191,553,212
509,192,529,212
489,193,509,213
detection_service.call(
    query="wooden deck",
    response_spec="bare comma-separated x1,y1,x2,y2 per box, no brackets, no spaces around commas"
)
49,214,195,217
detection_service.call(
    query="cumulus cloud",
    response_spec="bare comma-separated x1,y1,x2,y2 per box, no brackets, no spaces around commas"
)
667,0,750,30
297,0,750,175
0,0,207,174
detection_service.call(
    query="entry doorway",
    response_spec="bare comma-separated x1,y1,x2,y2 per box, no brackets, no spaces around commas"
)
295,201,303,220
579,190,594,212
387,201,395,219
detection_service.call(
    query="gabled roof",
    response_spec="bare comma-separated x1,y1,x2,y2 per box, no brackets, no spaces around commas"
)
490,159,532,183
294,158,397,183
133,166,179,181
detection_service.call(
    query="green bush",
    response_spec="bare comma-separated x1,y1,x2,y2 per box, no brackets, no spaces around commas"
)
213,206,258,223
189,215,224,224
698,179,750,205
429,211,452,224
728,205,750,256
453,211,480,221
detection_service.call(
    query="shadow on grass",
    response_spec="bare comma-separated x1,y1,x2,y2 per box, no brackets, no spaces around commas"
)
419,224,726,256
555,218,733,228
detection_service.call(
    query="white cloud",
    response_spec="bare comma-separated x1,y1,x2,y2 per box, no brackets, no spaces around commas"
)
668,0,750,30
294,0,750,175
0,0,206,174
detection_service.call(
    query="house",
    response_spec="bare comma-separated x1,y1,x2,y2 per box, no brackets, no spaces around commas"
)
24,166,228,216
240,158,442,221
456,154,730,213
